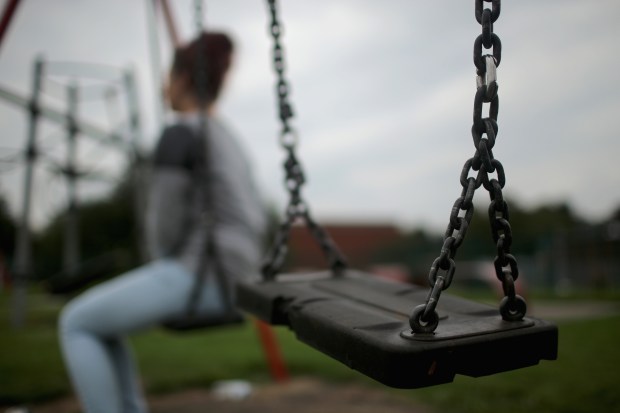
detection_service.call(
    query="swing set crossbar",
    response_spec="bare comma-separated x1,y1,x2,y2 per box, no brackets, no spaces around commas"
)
237,270,557,389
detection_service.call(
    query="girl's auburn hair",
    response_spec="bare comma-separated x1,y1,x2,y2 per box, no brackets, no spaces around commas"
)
172,31,234,104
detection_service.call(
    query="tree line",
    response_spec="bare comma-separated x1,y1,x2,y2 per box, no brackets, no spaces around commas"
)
0,167,618,294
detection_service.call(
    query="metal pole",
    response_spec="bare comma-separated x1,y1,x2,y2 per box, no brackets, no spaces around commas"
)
62,83,80,278
44,61,123,81
160,0,181,48
144,0,165,130
0,85,130,150
11,56,44,328
0,0,22,53
123,70,148,263
123,70,143,157
103,87,122,128
254,319,290,383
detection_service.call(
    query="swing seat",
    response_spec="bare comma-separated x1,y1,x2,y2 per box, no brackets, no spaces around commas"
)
162,310,245,332
236,269,557,389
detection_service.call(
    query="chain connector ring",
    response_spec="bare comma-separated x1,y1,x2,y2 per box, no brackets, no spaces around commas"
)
499,295,526,321
410,304,439,334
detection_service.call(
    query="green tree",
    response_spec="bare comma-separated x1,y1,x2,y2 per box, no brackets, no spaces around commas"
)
374,199,588,282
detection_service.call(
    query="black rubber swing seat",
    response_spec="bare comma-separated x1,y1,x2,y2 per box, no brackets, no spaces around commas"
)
236,269,558,389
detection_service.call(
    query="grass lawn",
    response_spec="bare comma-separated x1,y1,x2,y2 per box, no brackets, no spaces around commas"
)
1,290,619,413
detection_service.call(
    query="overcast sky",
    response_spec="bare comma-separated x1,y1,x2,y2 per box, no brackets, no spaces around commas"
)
0,0,618,232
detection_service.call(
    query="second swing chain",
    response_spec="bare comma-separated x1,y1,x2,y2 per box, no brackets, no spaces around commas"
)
261,0,347,280
410,0,526,334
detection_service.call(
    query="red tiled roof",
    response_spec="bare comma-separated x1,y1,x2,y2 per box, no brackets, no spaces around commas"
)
287,223,403,270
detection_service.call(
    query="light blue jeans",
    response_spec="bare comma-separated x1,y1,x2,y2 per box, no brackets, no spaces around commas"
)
58,259,224,413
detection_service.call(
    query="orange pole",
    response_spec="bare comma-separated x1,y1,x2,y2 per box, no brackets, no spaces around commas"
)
254,319,290,383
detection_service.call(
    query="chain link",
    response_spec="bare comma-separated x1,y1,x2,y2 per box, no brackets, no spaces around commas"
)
410,0,526,334
193,0,208,108
261,0,347,280
194,0,203,37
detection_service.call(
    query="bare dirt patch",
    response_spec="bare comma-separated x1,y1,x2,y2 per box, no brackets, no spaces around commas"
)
30,377,432,413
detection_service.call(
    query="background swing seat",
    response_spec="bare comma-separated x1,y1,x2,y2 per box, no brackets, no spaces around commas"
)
237,270,558,389
162,310,245,332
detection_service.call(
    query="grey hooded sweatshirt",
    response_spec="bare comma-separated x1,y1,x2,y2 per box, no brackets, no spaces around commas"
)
146,115,267,289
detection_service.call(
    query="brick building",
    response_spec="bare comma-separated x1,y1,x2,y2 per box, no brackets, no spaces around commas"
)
285,223,408,280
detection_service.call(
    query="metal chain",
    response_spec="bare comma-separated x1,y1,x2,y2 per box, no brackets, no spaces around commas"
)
194,0,204,34
410,0,526,334
261,0,347,280
193,0,207,108
186,0,212,317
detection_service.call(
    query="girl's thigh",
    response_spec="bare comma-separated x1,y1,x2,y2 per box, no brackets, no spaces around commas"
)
61,260,194,336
